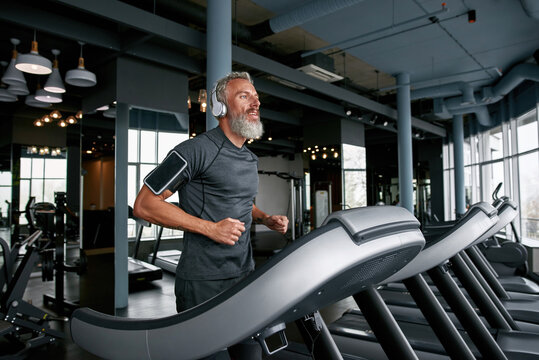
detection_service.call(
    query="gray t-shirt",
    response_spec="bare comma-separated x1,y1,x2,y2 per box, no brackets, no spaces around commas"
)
159,127,259,280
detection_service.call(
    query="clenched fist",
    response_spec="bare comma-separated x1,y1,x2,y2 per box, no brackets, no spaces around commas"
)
209,218,246,245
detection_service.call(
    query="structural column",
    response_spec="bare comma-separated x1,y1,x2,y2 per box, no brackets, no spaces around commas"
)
452,114,465,216
206,0,232,130
397,72,414,213
115,102,129,309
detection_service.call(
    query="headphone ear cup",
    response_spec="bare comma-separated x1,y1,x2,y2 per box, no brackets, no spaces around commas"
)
211,89,227,118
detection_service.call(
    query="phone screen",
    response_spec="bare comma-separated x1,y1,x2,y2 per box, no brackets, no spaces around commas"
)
144,150,187,195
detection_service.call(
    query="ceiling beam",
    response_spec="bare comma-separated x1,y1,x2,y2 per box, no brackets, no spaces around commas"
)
0,2,201,74
261,109,302,126
14,0,445,137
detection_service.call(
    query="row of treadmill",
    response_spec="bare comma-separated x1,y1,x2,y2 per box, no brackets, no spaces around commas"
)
70,195,539,360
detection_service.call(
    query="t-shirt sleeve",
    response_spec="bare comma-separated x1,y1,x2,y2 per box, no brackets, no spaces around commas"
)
143,136,213,195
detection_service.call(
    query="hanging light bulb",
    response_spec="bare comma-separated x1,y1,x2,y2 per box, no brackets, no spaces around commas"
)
42,114,52,123
44,49,65,93
2,38,27,86
187,95,191,109
50,110,62,119
66,115,77,124
43,146,50,154
76,110,83,119
33,119,44,127
15,31,52,75
65,41,96,87
31,146,38,153
58,119,67,127
198,89,207,113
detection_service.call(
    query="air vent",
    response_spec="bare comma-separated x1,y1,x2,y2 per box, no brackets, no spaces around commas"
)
267,75,306,90
297,64,344,83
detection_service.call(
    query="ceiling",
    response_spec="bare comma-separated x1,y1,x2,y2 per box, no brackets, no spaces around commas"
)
0,0,538,157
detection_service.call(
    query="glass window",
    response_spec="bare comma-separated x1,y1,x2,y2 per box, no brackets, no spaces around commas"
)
20,158,31,178
31,158,44,178
343,170,367,208
128,129,139,163
517,110,538,153
128,123,188,240
518,151,539,241
140,130,156,164
128,165,137,207
158,132,188,163
464,137,471,166
482,161,504,201
44,159,66,178
487,126,503,161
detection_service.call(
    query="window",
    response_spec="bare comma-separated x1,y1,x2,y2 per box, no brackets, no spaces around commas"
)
128,108,189,241
19,151,67,225
341,144,367,209
443,107,539,243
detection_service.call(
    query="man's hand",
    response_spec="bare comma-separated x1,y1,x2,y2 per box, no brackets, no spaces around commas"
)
209,218,245,245
263,215,289,235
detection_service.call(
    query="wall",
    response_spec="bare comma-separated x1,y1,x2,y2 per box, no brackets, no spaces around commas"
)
82,156,115,210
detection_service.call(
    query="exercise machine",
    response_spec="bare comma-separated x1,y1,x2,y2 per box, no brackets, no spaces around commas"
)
331,202,539,359
0,231,66,359
128,206,162,284
70,206,425,360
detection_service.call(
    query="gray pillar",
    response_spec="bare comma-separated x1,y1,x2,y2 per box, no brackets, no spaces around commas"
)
452,114,466,216
115,102,129,310
397,73,414,213
206,0,232,130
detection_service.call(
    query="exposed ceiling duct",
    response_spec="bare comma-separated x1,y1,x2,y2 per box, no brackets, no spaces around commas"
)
520,0,539,20
250,0,366,40
425,61,539,126
411,82,476,105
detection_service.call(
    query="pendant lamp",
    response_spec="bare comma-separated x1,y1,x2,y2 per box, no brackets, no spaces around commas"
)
7,82,29,96
0,88,17,102
2,38,27,86
0,61,18,102
15,31,52,75
44,49,65,93
25,84,51,108
65,42,96,87
35,87,62,103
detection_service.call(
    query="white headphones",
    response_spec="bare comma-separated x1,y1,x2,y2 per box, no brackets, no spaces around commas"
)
211,86,227,118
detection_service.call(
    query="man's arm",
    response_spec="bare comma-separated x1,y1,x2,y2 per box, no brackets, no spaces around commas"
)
133,185,245,245
252,204,289,234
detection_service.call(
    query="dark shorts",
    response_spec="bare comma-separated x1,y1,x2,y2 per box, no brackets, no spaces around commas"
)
174,274,261,360
175,275,247,312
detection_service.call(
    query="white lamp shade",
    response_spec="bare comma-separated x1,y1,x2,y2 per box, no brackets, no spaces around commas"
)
35,88,62,103
2,56,27,86
7,82,29,96
65,68,96,87
16,53,52,75
25,95,51,108
103,107,116,118
0,88,18,102
44,67,65,93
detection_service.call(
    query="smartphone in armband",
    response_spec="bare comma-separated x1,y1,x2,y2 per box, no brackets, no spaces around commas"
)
144,150,187,195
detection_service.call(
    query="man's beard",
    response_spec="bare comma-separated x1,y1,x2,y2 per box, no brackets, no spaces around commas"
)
229,112,264,139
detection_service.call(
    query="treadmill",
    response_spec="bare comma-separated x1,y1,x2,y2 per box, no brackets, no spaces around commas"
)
148,225,181,274
331,202,539,360
128,206,162,284
70,206,426,360
382,199,539,329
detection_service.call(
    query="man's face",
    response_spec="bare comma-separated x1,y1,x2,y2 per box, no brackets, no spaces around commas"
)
226,79,263,139
226,79,260,122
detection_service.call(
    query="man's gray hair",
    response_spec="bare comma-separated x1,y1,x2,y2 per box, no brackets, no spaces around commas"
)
211,72,253,110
